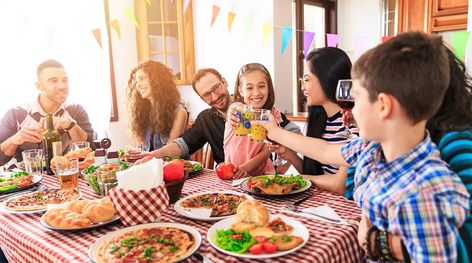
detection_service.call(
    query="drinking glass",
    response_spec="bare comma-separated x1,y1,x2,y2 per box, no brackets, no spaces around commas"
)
234,104,252,136
335,79,355,139
55,159,79,190
22,149,44,175
125,142,146,163
71,141,90,151
250,109,270,142
98,170,118,196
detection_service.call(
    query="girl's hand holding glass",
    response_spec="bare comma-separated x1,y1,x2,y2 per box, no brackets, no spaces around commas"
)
226,105,241,129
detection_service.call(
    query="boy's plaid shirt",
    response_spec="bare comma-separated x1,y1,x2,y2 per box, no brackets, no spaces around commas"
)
342,134,470,262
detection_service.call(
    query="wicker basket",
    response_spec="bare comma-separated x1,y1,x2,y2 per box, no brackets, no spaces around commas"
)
165,173,187,204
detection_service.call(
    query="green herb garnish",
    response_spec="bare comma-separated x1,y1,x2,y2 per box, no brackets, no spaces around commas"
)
170,246,179,252
144,248,152,258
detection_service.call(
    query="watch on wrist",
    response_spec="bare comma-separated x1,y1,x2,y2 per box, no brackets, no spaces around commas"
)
64,119,77,131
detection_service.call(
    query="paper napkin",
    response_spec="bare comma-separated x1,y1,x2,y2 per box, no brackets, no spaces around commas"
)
282,204,349,225
116,158,164,190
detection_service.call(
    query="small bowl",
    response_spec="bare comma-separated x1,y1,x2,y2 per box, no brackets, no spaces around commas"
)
165,173,188,204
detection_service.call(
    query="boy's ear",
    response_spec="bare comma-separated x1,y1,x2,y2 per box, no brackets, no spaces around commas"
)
377,93,394,120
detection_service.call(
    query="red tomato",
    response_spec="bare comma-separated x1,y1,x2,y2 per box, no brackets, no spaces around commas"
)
134,155,153,165
248,243,263,255
261,242,277,254
215,162,235,180
229,234,243,239
255,236,266,243
163,160,185,182
17,182,31,188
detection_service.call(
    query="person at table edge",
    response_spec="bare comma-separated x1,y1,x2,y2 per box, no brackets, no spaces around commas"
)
145,67,300,165
0,59,94,166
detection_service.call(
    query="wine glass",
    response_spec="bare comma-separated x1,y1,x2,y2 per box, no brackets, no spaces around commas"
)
336,79,355,139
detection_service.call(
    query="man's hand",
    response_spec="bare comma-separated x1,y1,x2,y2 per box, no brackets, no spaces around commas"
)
357,213,373,253
11,120,45,145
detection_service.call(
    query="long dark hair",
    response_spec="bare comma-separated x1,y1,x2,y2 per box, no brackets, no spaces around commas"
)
303,47,352,175
427,47,472,143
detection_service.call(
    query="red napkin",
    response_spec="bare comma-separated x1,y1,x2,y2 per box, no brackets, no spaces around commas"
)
108,183,169,226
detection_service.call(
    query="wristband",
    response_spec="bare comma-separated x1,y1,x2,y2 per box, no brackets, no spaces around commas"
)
64,119,77,131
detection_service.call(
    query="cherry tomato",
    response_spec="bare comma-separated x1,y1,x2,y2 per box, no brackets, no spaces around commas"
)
255,236,266,243
247,181,255,189
248,243,263,255
229,234,242,239
17,182,31,188
262,242,277,254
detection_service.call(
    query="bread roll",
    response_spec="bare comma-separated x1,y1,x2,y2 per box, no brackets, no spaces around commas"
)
65,200,92,214
65,147,92,159
231,221,256,232
236,200,268,226
45,208,92,229
82,197,116,223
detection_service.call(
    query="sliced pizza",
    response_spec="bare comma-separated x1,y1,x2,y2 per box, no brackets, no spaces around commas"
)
5,189,80,211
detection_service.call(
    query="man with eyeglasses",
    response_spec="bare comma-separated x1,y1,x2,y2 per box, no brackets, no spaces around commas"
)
146,68,231,164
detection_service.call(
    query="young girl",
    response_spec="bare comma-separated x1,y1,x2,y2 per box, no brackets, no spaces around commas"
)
224,63,300,179
270,47,358,196
126,60,188,151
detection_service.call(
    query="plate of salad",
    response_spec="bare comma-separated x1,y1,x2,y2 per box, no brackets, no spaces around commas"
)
0,171,42,195
82,161,131,195
240,174,311,197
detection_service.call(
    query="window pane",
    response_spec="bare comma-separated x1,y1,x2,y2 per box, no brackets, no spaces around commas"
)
167,53,181,78
147,0,161,21
304,4,325,48
162,0,177,21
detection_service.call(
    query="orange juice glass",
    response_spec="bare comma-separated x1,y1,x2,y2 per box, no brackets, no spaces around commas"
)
250,109,270,142
235,104,252,136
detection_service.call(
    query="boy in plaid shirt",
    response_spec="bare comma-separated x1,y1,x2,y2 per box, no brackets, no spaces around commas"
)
256,31,469,262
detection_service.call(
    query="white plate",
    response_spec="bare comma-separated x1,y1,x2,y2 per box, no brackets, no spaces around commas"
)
0,190,82,214
40,214,120,232
174,191,252,221
0,173,42,195
240,176,312,197
88,222,202,263
207,214,309,259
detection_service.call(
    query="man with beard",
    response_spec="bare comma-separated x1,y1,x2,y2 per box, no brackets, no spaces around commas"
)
0,59,94,166
147,68,231,164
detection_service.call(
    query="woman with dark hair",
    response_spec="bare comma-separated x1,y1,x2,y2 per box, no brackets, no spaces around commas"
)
126,60,188,151
271,47,358,196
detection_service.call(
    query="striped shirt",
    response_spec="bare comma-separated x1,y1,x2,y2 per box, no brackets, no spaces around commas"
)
341,134,470,262
320,111,358,174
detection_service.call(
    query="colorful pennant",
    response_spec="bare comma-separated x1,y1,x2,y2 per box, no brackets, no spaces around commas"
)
262,23,272,46
144,0,151,6
210,5,220,27
450,31,470,61
228,11,236,33
303,31,315,57
281,27,293,54
326,33,339,47
125,7,139,28
354,36,368,60
92,28,102,49
110,19,121,40
381,36,392,43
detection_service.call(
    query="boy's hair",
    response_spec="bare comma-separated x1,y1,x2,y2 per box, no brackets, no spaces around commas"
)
234,63,275,110
37,59,64,77
192,68,223,95
352,32,450,124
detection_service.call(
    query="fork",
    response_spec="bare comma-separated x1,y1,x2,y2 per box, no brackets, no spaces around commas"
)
284,202,341,223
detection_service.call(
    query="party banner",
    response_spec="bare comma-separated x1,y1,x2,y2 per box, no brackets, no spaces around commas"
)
354,36,368,60
144,0,151,5
450,31,470,61
125,7,139,28
184,0,190,13
228,11,236,33
303,31,315,57
110,19,121,40
92,28,102,49
262,23,272,46
281,27,293,54
210,5,220,27
381,36,392,43
326,33,339,47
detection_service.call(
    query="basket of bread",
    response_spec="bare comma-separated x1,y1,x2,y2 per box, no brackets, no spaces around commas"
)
41,197,118,231
107,157,169,226
207,200,308,258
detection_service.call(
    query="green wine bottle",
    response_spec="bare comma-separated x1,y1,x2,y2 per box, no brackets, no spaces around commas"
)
42,114,61,175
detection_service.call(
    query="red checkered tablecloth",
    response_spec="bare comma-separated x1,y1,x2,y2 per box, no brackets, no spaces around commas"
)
0,170,363,263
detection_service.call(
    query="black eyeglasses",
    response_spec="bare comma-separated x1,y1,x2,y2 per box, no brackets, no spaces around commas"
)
237,63,270,79
201,82,223,101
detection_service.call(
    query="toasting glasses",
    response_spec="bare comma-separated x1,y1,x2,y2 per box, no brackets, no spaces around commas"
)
335,79,355,139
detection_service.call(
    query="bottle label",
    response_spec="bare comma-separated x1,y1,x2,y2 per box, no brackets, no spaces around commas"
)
52,141,63,157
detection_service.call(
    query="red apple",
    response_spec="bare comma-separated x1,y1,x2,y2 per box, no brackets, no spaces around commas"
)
215,162,235,180
163,160,185,182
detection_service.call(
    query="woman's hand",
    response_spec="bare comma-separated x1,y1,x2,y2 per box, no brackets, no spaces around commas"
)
267,142,287,158
341,109,357,127
357,213,373,253
227,105,241,128
251,114,282,142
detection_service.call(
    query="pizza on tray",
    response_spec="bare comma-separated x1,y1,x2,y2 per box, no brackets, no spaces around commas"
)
181,193,247,217
4,189,81,211
98,227,194,263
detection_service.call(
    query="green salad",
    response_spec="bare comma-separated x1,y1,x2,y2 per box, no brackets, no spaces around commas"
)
215,229,256,253
248,174,307,188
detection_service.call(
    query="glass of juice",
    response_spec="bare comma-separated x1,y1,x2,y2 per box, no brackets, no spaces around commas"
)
234,104,252,136
55,159,79,190
250,109,270,142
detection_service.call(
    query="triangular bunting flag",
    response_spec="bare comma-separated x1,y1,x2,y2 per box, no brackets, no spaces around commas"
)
354,36,368,60
210,5,220,28
228,11,236,33
243,16,253,39
262,23,272,46
144,0,151,5
281,27,293,54
326,33,339,47
184,0,190,13
450,31,470,61
125,7,139,28
381,36,392,43
110,19,121,40
92,28,102,49
303,31,315,57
